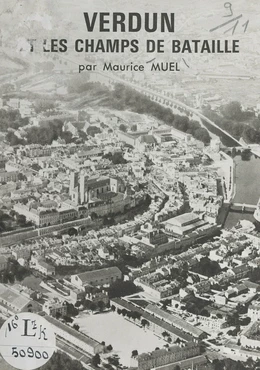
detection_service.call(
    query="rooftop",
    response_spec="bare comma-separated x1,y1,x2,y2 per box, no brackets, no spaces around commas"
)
0,283,31,311
73,266,122,284
146,304,205,339
164,213,200,227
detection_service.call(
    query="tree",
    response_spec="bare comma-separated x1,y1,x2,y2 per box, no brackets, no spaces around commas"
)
220,101,242,120
200,309,210,317
90,212,98,220
108,280,141,299
131,124,137,132
97,301,105,312
132,311,141,321
90,302,97,312
16,214,26,226
111,305,116,312
162,331,170,338
73,324,80,331
34,99,56,114
87,126,101,137
107,344,113,351
75,300,82,308
193,128,211,144
131,350,138,358
63,315,73,323
91,354,101,368
192,256,221,277
119,123,127,132
55,312,62,320
141,319,149,328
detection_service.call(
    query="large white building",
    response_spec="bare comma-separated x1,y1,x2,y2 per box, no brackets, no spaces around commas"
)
163,213,207,236
71,266,122,288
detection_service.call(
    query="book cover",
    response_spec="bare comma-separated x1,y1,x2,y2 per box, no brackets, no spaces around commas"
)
0,1,260,370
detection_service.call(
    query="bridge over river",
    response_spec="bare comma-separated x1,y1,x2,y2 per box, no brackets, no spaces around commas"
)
230,202,257,213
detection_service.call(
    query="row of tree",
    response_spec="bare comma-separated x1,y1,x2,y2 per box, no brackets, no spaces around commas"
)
203,102,260,144
6,118,75,146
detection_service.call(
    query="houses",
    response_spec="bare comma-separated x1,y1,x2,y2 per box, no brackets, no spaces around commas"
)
138,342,201,370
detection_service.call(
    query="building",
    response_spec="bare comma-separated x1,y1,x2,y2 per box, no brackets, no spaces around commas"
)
43,299,67,317
0,170,19,183
195,314,226,331
69,172,125,206
13,203,60,227
25,145,53,157
0,283,41,315
71,266,122,288
85,289,109,306
45,316,104,355
70,288,86,304
135,277,176,300
117,131,148,147
145,304,206,341
163,213,208,236
248,301,260,321
138,342,201,370
32,258,55,276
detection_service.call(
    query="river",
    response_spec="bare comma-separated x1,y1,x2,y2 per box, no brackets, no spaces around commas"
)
224,154,260,229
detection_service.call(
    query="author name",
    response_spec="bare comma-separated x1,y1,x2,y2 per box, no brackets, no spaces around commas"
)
79,62,180,73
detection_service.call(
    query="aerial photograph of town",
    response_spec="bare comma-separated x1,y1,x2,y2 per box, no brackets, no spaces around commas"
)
0,0,260,369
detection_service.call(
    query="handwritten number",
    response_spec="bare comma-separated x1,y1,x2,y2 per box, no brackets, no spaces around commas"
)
224,2,233,17
242,20,249,32
35,350,41,359
12,347,18,358
27,347,34,358
224,20,239,35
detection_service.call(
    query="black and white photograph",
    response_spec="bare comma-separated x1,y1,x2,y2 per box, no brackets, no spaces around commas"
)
0,1,260,369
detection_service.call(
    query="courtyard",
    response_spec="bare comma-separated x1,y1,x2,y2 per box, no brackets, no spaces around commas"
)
74,311,165,367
